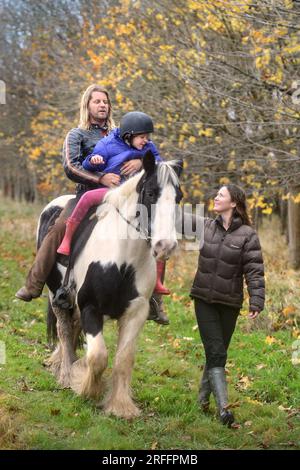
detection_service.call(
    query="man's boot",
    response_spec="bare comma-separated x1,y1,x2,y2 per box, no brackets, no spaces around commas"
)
15,207,68,302
198,364,211,412
208,367,234,426
148,294,169,325
15,286,39,302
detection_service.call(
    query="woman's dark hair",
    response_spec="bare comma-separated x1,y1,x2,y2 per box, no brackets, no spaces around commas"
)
225,184,252,226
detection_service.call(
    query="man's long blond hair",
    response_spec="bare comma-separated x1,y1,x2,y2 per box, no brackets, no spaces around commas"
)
78,84,115,131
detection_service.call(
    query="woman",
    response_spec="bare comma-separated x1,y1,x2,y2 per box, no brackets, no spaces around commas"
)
190,184,265,426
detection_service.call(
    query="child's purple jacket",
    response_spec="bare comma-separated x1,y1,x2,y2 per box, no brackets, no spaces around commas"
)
82,128,162,176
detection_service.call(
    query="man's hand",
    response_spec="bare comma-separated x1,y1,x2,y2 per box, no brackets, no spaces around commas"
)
99,173,121,188
121,159,143,176
248,311,260,319
90,155,104,165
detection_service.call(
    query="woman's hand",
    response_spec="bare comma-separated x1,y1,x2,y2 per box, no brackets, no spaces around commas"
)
248,311,260,319
90,155,104,165
121,159,143,176
99,173,121,188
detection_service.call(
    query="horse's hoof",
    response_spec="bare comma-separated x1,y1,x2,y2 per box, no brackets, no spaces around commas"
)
103,401,141,420
58,369,72,388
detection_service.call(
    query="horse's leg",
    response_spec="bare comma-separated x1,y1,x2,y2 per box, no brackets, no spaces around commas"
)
103,297,149,419
72,307,82,351
45,300,80,381
70,305,107,400
44,294,63,377
52,305,77,388
46,344,63,378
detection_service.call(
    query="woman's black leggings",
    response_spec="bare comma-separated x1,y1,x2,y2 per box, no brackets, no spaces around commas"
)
194,299,240,369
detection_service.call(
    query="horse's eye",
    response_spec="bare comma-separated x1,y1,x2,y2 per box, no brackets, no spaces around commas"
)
147,190,156,199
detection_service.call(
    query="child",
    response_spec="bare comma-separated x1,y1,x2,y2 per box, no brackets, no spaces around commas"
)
57,111,170,295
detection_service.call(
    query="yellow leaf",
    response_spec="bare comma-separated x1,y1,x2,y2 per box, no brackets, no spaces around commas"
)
265,335,277,345
282,305,296,317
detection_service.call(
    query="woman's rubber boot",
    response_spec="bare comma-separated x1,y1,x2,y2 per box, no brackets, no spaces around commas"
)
154,260,170,295
208,367,234,427
57,218,80,256
198,364,211,412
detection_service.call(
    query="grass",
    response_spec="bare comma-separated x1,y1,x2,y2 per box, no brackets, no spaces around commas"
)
0,197,299,449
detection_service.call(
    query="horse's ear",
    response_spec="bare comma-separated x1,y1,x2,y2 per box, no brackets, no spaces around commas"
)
143,150,156,175
173,159,183,179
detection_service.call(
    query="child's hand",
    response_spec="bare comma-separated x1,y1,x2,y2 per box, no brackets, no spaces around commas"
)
90,155,104,165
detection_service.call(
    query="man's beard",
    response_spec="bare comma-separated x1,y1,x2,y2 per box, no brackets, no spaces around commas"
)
91,111,108,123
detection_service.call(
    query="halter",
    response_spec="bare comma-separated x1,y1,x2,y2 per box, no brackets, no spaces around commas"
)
115,205,151,244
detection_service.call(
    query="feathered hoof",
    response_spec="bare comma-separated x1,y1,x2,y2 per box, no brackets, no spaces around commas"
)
58,368,71,388
45,350,62,379
50,362,62,381
70,358,103,400
69,358,87,395
103,399,141,420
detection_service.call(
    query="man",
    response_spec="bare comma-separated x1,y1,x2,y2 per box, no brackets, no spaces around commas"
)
15,84,168,324
15,85,116,301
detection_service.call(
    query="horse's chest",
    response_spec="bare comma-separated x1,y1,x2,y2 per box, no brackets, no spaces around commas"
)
76,261,139,319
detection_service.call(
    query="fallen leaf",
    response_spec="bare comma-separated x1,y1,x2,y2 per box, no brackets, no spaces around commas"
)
231,422,241,429
282,305,296,316
278,405,292,412
236,375,252,390
265,335,277,345
159,369,171,377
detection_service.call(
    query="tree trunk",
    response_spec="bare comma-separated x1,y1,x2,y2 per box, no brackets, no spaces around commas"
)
288,191,300,269
279,198,288,243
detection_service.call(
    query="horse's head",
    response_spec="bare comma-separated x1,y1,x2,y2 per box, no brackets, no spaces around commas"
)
136,151,183,260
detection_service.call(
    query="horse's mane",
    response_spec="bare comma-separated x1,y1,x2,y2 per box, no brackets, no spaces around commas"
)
156,160,180,188
103,172,142,208
103,160,180,209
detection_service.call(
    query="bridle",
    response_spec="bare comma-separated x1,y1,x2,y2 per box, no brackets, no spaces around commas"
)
106,167,183,245
115,204,151,244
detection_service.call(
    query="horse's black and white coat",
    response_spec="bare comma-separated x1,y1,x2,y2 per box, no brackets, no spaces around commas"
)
40,151,182,419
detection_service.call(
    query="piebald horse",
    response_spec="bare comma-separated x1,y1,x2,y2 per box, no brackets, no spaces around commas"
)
40,151,183,419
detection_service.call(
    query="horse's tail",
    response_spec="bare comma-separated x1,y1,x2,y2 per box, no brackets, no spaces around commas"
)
47,296,57,348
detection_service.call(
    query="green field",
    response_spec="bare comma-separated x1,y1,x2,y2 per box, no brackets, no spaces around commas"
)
0,198,299,449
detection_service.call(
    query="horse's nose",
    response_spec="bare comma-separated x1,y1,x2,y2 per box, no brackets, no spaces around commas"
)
153,240,177,259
